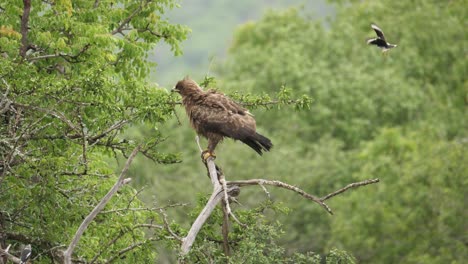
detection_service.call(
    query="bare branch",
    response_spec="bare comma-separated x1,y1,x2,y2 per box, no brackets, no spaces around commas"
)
19,0,31,58
158,208,182,241
220,175,244,227
320,179,380,201
227,179,333,215
181,156,223,255
27,44,90,62
89,120,129,143
63,145,141,264
221,203,230,257
181,187,224,255
100,203,188,214
11,102,79,132
111,3,145,35
0,245,20,264
105,238,158,264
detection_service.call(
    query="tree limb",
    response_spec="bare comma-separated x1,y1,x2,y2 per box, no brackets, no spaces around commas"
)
181,156,223,255
27,44,90,62
320,178,380,201
0,246,20,264
111,1,149,35
19,0,31,58
227,179,333,215
105,238,158,264
63,145,141,264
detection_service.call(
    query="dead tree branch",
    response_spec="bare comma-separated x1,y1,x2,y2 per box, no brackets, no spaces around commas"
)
180,156,224,255
63,145,141,264
105,238,158,264
320,178,380,201
0,245,20,264
227,179,333,215
181,138,379,256
111,1,151,35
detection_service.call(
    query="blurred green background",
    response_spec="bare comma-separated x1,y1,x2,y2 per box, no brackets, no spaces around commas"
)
131,0,467,263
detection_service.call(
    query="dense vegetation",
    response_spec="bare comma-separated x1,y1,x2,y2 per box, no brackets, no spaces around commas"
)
1,0,466,263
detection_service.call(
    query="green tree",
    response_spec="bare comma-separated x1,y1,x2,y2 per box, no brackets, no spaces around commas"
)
0,0,188,262
215,0,466,263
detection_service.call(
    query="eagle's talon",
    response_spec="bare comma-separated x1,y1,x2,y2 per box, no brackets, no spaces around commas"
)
201,150,216,161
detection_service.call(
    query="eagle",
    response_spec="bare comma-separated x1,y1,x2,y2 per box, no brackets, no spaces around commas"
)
367,23,397,53
173,77,272,160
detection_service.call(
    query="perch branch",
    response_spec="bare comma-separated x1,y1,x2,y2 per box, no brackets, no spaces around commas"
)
63,145,141,264
181,156,223,255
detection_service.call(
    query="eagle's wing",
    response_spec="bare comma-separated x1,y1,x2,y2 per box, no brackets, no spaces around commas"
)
204,90,251,116
191,91,257,139
371,23,386,41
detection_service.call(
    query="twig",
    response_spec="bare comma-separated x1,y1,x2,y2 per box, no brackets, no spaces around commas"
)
63,145,141,264
105,238,158,264
259,182,271,200
100,203,188,214
320,179,380,201
158,208,182,241
11,102,79,132
90,223,162,264
220,175,244,227
227,179,333,215
111,2,147,35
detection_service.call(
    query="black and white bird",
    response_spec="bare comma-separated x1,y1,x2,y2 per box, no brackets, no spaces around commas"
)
20,244,32,264
367,23,397,53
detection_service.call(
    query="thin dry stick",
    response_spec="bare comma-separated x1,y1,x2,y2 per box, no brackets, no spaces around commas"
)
320,179,380,201
221,202,230,257
63,145,141,264
219,176,244,227
227,179,333,215
159,208,182,241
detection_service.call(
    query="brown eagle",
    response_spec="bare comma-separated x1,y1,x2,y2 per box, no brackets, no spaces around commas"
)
173,77,272,159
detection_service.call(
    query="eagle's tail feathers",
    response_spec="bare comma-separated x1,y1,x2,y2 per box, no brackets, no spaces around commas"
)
241,133,273,155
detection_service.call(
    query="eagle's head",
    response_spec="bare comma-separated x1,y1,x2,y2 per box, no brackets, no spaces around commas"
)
173,77,202,96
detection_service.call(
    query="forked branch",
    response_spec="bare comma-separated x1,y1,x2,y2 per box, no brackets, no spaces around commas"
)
63,145,141,264
180,138,379,256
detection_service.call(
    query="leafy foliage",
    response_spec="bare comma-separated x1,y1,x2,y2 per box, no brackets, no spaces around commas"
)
0,0,188,262
214,0,466,263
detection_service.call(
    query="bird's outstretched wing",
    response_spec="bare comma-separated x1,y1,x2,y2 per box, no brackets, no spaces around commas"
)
371,23,386,40
366,38,387,46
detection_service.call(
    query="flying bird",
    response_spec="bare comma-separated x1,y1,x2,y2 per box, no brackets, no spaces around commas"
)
367,23,397,53
20,244,31,264
173,77,272,160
